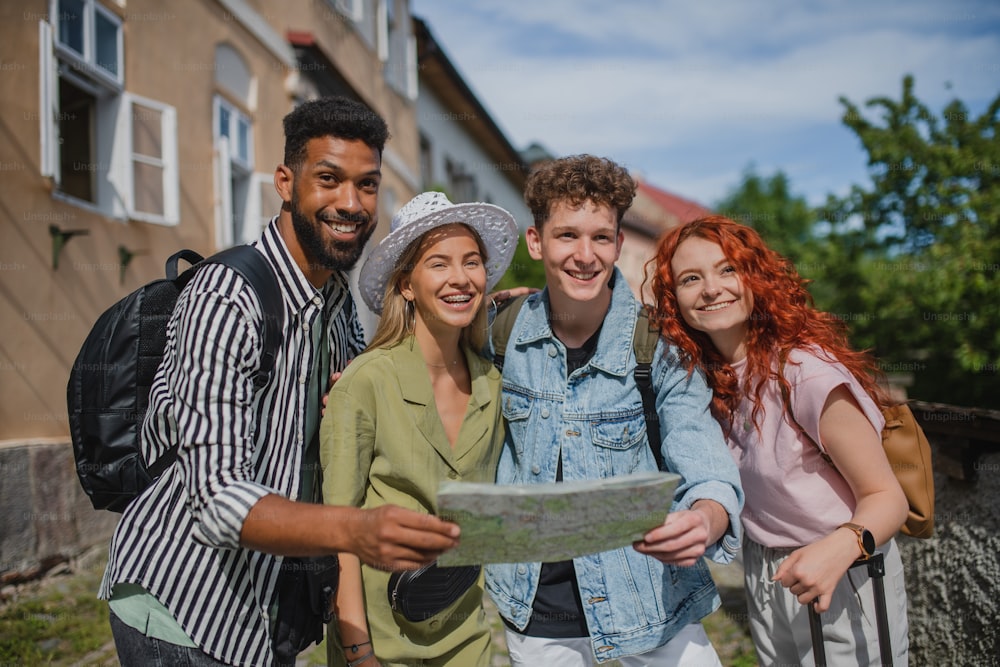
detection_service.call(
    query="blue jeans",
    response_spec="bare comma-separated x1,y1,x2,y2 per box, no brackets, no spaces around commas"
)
109,611,233,667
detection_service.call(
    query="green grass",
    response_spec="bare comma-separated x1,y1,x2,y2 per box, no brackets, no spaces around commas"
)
0,551,757,666
0,550,118,666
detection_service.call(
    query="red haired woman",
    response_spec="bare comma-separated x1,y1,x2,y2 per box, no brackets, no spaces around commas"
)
649,216,909,665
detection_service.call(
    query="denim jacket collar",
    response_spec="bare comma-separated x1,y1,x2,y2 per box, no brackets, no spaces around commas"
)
514,267,638,379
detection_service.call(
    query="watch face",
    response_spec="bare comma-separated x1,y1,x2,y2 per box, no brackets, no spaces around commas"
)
861,529,876,555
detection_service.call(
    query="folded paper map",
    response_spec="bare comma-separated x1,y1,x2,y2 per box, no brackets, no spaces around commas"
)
436,471,681,567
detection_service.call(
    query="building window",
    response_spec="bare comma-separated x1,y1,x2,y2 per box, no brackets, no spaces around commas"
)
54,0,122,86
213,95,259,248
378,0,416,99
215,96,254,172
446,158,477,203
57,76,96,202
38,10,179,224
419,134,433,190
212,44,269,249
131,100,173,220
330,0,363,22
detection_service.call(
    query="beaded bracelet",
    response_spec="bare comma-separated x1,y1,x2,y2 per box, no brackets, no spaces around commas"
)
343,639,372,654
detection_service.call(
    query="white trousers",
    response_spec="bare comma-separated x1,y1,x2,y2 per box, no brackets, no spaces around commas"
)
743,536,909,666
504,623,723,667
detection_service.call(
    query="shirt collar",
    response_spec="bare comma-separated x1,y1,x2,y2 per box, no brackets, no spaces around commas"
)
255,216,350,315
393,336,497,410
514,266,638,377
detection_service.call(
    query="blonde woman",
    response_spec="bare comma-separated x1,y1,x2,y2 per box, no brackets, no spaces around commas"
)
320,192,517,667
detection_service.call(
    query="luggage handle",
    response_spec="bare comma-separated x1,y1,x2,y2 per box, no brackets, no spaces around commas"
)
808,551,893,667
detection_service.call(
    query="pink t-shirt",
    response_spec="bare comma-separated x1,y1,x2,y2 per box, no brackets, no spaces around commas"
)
726,347,885,548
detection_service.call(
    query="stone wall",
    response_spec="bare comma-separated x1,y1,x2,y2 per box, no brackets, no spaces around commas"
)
0,440,117,583
897,436,1000,665
2,431,999,664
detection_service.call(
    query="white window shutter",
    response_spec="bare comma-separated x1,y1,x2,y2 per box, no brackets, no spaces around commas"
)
241,172,272,244
214,136,234,249
335,0,363,22
108,91,133,221
38,20,58,180
376,0,389,62
405,34,418,101
161,104,179,225
114,93,179,225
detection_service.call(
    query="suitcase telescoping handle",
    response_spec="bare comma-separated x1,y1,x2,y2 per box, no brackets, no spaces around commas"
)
808,551,893,667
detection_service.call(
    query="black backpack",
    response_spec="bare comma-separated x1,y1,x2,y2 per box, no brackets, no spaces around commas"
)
490,295,666,471
67,245,284,512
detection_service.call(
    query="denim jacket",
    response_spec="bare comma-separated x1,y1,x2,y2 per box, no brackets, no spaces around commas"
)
485,269,743,662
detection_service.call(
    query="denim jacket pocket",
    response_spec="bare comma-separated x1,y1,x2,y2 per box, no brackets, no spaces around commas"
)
590,412,648,476
500,391,535,474
590,412,647,450
501,390,533,422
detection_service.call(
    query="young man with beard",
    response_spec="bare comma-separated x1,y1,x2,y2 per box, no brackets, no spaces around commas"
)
485,155,743,666
99,97,460,667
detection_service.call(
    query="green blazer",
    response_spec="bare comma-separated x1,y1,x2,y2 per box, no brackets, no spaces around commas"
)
320,335,503,666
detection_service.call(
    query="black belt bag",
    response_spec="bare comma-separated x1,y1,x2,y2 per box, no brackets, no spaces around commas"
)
387,562,480,622
272,554,340,665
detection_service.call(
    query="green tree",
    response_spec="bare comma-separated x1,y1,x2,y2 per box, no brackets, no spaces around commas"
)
494,235,547,293
714,166,839,305
715,165,815,256
821,75,1000,407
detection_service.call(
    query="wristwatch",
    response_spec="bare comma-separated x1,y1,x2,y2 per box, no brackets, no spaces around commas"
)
839,522,876,559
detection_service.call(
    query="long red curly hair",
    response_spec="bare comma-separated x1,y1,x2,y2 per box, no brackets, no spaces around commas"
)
647,216,888,433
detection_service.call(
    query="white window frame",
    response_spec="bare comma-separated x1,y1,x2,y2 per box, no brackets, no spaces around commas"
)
376,0,389,62
39,17,179,225
247,172,278,241
51,0,124,88
405,34,418,100
39,21,58,179
112,93,179,225
330,0,363,22
214,135,234,249
213,95,254,173
213,98,264,249
214,148,273,248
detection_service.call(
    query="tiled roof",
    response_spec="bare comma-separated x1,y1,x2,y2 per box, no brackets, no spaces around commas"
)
623,179,714,237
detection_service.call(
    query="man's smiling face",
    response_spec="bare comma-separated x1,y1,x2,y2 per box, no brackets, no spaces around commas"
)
526,199,623,307
284,136,381,276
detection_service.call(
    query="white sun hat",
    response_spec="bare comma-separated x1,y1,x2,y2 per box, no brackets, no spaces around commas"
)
358,191,519,314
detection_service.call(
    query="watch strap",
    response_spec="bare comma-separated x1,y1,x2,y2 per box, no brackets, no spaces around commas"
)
838,522,873,558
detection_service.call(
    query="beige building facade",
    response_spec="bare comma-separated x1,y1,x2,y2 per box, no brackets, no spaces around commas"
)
0,0,420,572
0,0,420,444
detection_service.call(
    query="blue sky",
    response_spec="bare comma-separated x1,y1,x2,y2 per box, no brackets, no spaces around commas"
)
411,0,1000,208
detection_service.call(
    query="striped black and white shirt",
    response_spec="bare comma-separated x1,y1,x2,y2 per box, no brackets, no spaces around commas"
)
99,219,366,666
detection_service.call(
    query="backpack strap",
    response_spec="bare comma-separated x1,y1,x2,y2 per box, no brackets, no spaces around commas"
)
165,249,205,280
633,305,665,471
205,245,285,390
146,246,285,480
490,294,530,372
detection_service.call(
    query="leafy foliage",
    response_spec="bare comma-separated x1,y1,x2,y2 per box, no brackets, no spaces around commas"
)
822,76,1000,406
493,235,547,293
713,77,999,407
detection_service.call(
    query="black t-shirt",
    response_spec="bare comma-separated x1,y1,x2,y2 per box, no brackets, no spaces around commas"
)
504,324,602,638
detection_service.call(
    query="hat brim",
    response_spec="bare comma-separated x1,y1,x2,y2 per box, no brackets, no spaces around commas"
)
359,202,519,314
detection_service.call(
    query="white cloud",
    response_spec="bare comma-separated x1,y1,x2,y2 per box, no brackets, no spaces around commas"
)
413,0,1000,203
